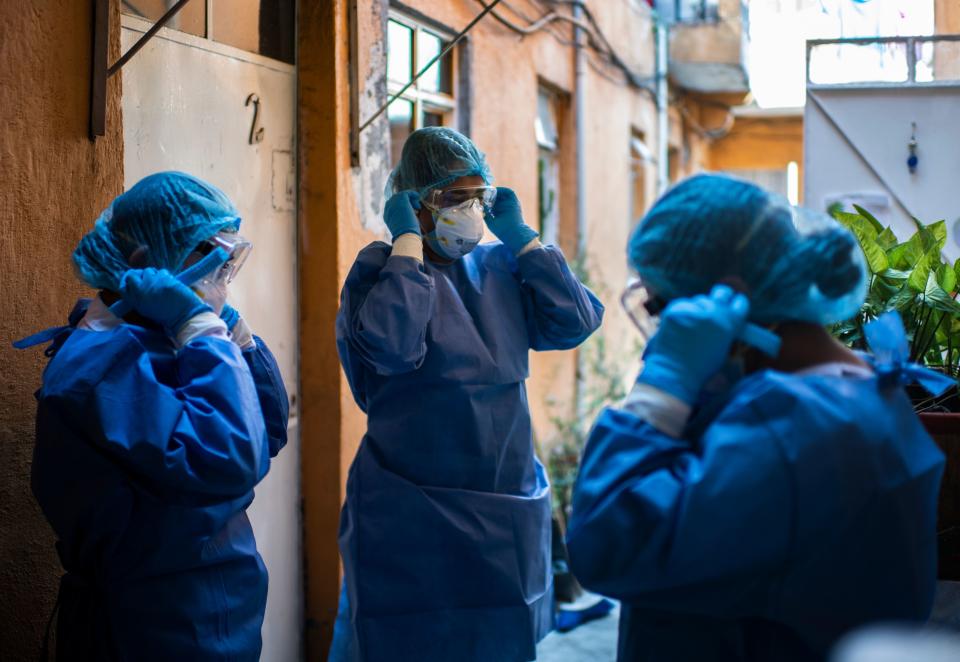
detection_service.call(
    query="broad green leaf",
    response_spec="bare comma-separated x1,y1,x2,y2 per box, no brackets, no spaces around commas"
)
879,268,911,281
876,227,898,250
925,220,948,253
908,251,932,292
888,243,911,270
834,211,878,240
888,284,918,311
939,262,958,294
834,212,888,274
852,204,884,233
925,274,960,315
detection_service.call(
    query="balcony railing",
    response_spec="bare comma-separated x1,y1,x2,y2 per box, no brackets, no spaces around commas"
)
806,35,960,88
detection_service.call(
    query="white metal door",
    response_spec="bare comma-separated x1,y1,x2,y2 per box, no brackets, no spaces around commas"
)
120,16,301,661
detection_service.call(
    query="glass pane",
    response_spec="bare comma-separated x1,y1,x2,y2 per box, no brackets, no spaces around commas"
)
538,151,559,246
121,0,206,38
211,1,295,64
809,42,909,85
389,99,414,169
417,31,452,94
536,90,559,150
916,40,960,83
422,111,443,128
388,20,414,85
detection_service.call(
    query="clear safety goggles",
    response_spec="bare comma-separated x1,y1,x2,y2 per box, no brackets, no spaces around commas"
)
620,277,782,357
421,185,497,212
620,277,666,342
194,231,253,284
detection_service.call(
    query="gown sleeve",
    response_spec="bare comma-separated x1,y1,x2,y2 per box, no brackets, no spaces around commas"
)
242,336,289,458
336,243,436,409
566,390,793,615
83,333,271,503
516,245,604,351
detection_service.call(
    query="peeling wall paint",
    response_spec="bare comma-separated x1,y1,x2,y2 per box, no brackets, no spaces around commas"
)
352,0,391,235
0,1,124,659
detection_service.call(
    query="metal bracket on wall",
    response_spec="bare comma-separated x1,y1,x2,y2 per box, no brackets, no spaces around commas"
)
89,0,197,140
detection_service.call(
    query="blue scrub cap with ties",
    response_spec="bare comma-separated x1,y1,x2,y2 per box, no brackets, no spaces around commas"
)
628,173,868,326
73,171,242,292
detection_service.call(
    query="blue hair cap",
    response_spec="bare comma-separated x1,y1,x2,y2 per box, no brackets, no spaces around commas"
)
390,127,493,197
628,173,867,325
73,171,241,291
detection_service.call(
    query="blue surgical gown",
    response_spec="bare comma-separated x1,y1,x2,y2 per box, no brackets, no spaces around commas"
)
567,365,943,661
335,241,604,662
31,300,289,661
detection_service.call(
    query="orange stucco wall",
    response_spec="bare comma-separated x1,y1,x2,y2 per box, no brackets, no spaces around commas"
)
709,113,805,194
0,1,124,658
937,0,960,34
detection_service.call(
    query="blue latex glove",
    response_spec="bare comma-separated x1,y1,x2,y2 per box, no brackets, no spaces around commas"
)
118,267,212,337
384,190,422,240
486,187,540,254
220,303,240,331
637,285,750,405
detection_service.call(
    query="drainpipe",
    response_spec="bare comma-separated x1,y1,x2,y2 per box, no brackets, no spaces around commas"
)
573,1,588,423
656,15,670,194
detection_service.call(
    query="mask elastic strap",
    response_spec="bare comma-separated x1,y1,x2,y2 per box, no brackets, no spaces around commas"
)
107,247,230,319
739,323,781,358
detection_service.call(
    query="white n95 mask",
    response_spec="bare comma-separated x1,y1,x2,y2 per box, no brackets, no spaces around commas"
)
424,198,486,260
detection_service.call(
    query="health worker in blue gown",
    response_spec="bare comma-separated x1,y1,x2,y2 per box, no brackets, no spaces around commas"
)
332,127,604,662
18,172,290,661
567,174,946,662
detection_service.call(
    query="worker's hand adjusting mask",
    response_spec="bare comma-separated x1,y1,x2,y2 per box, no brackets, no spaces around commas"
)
621,277,781,359
187,232,252,314
422,199,485,260
108,231,251,319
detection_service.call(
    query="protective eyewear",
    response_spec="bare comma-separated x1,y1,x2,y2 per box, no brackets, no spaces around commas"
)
196,232,253,283
421,185,497,212
620,278,665,342
620,277,782,358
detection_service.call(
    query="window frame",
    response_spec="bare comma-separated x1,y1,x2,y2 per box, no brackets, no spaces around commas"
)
536,86,562,247
120,0,295,64
672,0,720,25
387,10,458,133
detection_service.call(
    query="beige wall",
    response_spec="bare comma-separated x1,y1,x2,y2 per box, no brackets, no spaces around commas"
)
937,0,960,34
0,1,124,658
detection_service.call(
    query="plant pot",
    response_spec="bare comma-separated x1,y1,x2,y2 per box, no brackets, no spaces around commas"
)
919,412,960,580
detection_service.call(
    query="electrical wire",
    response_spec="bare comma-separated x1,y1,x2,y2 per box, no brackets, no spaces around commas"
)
358,0,506,133
472,0,657,98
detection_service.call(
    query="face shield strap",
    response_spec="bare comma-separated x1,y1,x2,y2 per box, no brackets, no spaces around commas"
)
107,247,231,319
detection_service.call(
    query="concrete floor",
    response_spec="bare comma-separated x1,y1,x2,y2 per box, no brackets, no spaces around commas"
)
537,603,619,662
535,583,960,662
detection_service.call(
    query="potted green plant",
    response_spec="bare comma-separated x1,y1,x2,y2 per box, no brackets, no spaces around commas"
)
831,205,960,578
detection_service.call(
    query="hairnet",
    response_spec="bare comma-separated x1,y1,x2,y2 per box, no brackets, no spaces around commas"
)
628,173,867,325
390,127,493,197
73,171,241,291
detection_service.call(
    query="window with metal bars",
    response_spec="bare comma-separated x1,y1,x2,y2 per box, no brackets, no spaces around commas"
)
387,12,458,168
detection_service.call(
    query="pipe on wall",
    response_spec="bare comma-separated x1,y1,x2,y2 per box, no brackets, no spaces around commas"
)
656,16,670,195
573,0,588,422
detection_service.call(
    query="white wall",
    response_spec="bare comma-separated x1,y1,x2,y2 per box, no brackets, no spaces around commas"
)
805,85,960,256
